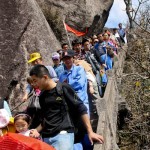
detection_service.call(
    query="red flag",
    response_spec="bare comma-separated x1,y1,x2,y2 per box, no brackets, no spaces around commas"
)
64,23,88,36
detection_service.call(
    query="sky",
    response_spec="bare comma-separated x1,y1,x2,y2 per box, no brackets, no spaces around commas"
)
105,0,138,28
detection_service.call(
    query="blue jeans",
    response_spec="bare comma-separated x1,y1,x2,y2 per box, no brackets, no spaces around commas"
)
73,134,93,150
74,142,83,150
43,132,74,150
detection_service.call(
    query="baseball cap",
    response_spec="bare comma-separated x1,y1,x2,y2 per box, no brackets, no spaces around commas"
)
61,50,75,59
28,52,41,63
52,52,60,60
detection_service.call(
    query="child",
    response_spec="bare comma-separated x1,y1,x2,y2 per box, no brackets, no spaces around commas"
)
14,113,32,136
14,113,40,138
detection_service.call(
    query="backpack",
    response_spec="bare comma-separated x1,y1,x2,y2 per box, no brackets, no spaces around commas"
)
56,82,87,143
26,90,42,129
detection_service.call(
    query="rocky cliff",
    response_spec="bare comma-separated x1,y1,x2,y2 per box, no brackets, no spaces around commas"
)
36,0,114,42
0,0,60,108
0,0,114,109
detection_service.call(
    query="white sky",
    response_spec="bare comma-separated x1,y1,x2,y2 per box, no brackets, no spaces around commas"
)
105,0,128,28
105,0,139,28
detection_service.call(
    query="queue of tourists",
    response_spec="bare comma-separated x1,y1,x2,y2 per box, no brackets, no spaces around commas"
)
0,23,127,150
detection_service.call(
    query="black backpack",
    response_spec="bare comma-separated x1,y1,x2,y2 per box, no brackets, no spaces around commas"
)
26,90,42,129
56,82,87,143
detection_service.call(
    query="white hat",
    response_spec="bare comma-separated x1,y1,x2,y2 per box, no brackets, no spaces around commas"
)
0,109,10,128
52,52,60,60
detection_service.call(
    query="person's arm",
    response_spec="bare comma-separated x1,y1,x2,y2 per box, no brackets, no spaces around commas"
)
63,84,104,144
81,114,104,145
63,83,87,116
4,101,12,117
88,80,94,95
46,66,58,82
93,47,104,65
0,129,3,136
70,66,87,91
90,53,100,71
22,84,32,101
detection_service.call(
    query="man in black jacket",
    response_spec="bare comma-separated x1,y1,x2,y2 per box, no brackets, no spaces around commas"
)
29,65,104,150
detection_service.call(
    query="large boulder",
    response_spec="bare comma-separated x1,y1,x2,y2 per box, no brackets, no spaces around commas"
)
0,0,114,110
0,0,60,109
36,0,114,42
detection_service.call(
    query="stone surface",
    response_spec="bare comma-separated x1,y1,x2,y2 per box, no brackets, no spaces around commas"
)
0,0,60,109
0,0,114,109
36,0,114,42
94,46,127,150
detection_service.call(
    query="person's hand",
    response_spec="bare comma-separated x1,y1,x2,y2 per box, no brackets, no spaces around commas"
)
100,69,105,76
88,131,104,145
102,64,107,68
89,86,94,94
0,129,3,137
29,129,40,138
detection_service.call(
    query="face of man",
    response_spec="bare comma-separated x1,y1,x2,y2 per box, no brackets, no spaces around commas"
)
52,59,60,66
73,43,82,53
83,41,90,51
63,56,73,69
30,75,48,91
62,45,69,51
119,24,122,29
97,34,103,42
31,58,43,66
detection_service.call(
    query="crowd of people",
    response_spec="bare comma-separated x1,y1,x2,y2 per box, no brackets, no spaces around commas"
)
0,23,127,150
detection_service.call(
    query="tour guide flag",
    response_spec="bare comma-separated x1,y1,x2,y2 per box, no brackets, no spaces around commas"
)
64,23,88,36
0,133,55,150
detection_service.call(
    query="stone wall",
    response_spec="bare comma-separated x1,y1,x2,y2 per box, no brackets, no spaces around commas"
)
0,0,61,109
94,46,127,150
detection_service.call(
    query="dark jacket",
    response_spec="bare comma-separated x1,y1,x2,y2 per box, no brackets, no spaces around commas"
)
39,82,87,138
84,50,100,74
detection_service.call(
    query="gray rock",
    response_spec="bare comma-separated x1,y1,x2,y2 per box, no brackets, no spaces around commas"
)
0,0,114,110
36,0,114,42
0,0,60,109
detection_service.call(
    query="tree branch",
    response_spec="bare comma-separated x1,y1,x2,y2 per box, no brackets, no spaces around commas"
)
121,47,150,75
122,73,149,79
133,20,150,34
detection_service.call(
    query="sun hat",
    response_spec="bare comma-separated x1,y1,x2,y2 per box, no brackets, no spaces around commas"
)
28,52,41,63
52,52,60,60
0,109,10,128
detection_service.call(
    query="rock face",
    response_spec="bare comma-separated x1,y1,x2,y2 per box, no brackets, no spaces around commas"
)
0,0,114,109
0,0,60,109
36,0,114,42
